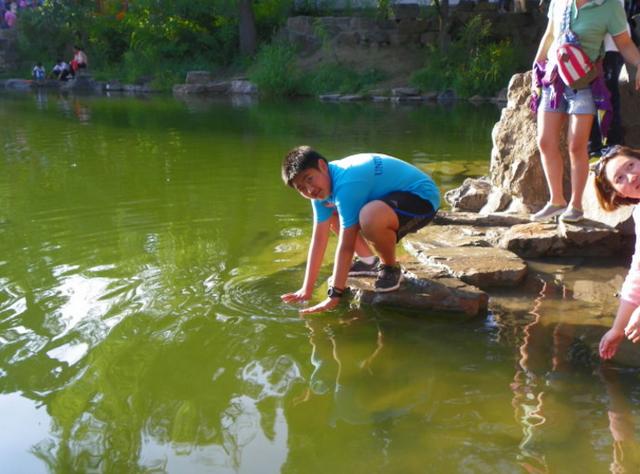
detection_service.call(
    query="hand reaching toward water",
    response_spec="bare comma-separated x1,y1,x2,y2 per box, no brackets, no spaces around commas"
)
600,328,625,360
299,297,339,315
281,288,312,304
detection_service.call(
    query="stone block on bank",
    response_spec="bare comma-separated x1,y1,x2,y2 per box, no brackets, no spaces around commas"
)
391,3,421,20
5,79,32,91
319,94,342,101
205,81,231,94
335,31,361,47
391,87,420,97
105,80,124,91
437,89,457,102
30,79,61,90
173,84,205,95
338,94,365,102
347,261,488,317
186,71,213,84
230,80,258,95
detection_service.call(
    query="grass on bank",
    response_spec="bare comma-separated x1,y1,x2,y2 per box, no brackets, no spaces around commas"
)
249,42,386,97
411,16,524,98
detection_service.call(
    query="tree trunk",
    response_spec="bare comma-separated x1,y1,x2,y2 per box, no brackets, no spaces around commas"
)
238,0,257,56
437,0,450,52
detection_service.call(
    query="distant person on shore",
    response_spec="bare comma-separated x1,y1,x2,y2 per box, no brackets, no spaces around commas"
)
593,146,640,359
31,62,45,80
280,146,440,314
530,0,640,224
70,45,87,76
50,59,70,80
3,4,15,28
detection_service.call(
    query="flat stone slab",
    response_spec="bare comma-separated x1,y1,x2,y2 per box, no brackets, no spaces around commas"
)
434,210,530,227
347,261,488,317
499,220,631,258
404,223,503,249
405,245,527,289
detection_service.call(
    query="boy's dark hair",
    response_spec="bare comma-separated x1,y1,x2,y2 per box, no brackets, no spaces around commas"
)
281,146,327,187
593,145,640,211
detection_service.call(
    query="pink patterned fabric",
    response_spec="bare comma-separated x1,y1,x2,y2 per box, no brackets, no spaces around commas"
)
620,205,640,306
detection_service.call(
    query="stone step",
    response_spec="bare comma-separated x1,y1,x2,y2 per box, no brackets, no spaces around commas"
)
404,244,528,289
346,260,488,317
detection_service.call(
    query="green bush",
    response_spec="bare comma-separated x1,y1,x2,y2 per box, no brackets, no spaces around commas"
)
299,63,386,95
249,42,301,96
411,16,522,98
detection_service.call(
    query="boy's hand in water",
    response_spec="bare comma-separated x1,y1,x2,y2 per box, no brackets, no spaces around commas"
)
299,297,339,315
281,288,311,304
624,306,640,343
600,328,625,360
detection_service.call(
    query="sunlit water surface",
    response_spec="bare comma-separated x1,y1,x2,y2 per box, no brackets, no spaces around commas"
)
1,91,639,473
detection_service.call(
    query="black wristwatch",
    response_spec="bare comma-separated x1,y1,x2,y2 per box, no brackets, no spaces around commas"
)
327,286,346,299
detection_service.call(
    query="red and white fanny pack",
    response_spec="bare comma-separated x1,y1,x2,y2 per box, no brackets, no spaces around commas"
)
555,2,598,89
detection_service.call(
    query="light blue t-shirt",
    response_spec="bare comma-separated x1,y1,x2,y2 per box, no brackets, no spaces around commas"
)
311,153,440,229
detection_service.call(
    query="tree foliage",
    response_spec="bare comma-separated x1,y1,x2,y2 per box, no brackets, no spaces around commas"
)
411,15,524,97
15,0,293,85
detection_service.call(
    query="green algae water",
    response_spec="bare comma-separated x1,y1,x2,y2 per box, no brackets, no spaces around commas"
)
1,91,640,473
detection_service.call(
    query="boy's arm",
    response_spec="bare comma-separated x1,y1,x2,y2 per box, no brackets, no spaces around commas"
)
281,219,330,304
300,225,358,315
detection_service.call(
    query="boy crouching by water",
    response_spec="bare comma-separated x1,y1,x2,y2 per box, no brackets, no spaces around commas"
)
280,146,440,315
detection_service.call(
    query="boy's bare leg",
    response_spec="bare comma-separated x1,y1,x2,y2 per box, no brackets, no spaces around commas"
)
358,201,399,265
328,213,375,258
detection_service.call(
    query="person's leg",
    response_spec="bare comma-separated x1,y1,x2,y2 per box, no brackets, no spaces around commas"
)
566,113,594,212
537,110,568,206
328,212,375,259
358,201,399,266
605,51,624,146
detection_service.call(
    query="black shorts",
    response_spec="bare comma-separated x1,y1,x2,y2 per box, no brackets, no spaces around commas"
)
379,191,437,242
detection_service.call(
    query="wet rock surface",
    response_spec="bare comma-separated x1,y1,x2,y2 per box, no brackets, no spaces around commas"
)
347,260,488,317
499,220,632,258
405,245,528,289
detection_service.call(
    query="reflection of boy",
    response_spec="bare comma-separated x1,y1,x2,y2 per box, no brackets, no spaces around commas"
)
280,146,439,315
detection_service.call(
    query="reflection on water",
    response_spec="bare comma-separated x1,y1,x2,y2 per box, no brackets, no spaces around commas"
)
2,91,640,472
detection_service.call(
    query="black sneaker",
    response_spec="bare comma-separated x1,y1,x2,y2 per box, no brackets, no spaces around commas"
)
348,256,380,276
374,264,403,292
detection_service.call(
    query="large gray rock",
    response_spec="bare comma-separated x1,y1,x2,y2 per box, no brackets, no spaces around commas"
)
348,261,488,317
488,72,564,211
444,177,492,212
